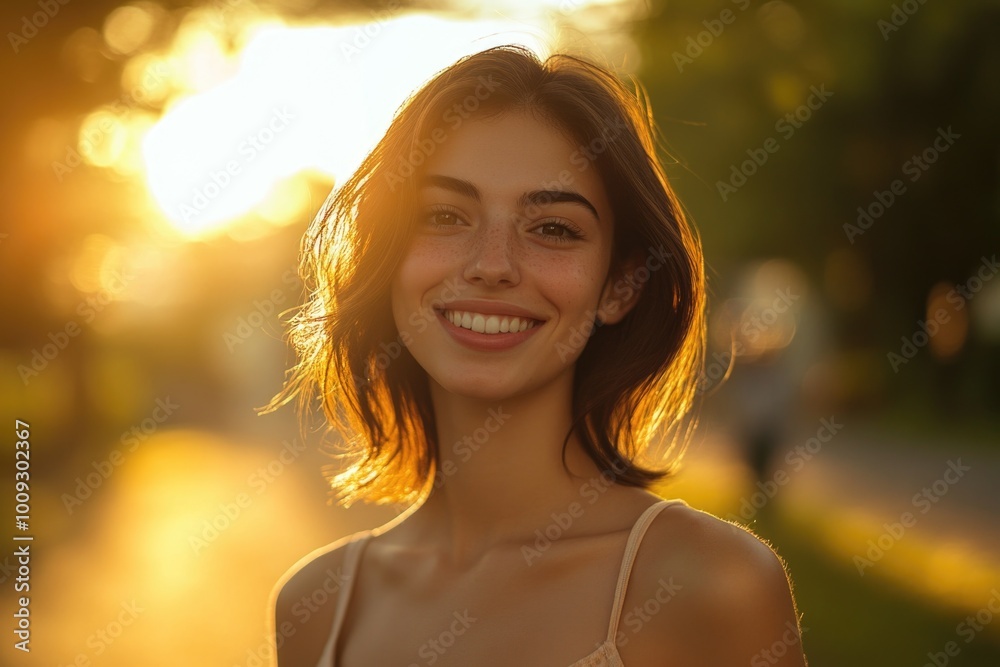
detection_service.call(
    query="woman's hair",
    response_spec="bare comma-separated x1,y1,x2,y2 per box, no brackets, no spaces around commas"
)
265,45,706,507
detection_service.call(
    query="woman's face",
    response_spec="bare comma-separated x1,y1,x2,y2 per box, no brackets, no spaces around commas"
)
390,110,633,401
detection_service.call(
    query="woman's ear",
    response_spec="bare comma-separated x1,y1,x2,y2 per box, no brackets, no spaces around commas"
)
596,249,649,326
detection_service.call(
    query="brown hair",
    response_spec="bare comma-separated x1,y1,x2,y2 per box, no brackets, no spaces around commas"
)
264,45,706,507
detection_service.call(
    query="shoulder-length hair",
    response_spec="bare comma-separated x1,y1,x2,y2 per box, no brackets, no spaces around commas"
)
265,45,706,507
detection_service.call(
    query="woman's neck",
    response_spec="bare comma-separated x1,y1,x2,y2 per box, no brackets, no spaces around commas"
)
400,374,618,567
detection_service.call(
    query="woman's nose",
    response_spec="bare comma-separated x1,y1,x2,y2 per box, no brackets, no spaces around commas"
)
463,217,520,287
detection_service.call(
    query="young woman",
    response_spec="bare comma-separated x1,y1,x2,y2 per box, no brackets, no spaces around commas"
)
269,45,807,666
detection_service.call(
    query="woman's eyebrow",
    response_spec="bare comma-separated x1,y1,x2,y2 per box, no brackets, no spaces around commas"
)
518,190,600,221
420,173,600,221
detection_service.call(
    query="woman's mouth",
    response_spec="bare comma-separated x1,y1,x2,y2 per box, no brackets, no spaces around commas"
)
440,309,541,334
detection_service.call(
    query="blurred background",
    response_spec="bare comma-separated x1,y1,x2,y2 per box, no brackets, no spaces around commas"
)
1,0,998,665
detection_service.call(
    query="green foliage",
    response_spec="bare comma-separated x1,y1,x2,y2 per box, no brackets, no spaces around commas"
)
635,1,1000,421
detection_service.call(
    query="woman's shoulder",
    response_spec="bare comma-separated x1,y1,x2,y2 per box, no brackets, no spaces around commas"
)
627,501,807,665
643,501,790,585
272,529,371,608
270,529,372,667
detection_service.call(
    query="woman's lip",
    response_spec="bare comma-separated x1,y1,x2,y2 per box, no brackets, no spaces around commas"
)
435,309,542,351
436,299,546,322
438,308,542,334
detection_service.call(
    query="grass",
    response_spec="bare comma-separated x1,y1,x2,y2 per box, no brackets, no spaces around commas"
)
754,508,1000,667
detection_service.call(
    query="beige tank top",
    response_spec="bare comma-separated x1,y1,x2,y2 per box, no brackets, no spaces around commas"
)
316,498,686,666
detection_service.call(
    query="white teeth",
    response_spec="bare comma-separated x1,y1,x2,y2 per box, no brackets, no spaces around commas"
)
443,310,538,335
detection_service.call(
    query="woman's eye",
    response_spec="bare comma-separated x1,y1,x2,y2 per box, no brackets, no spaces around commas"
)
433,212,457,225
535,221,582,241
426,210,462,227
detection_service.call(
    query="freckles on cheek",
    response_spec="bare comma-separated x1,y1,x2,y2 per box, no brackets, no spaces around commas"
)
396,239,431,276
530,255,605,307
394,239,460,303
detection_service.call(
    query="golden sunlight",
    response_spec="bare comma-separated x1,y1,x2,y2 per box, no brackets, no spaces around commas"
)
139,13,557,239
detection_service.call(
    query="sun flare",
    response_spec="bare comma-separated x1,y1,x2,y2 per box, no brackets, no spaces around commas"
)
137,14,557,239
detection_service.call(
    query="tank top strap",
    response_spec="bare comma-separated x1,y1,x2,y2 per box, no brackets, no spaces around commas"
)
315,530,373,667
604,499,685,642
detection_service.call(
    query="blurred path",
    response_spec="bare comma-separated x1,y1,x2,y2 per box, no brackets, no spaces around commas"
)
785,418,1000,558
691,415,1000,628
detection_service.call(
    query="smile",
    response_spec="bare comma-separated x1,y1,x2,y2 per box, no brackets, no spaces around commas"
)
441,309,540,334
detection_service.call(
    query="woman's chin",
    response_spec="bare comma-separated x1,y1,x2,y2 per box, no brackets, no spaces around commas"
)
429,373,524,403
426,362,574,404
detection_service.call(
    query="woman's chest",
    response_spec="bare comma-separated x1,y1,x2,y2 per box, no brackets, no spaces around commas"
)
337,540,623,667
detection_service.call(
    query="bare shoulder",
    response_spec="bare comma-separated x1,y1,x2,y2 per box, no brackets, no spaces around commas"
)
642,502,793,594
627,502,808,666
270,531,369,667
